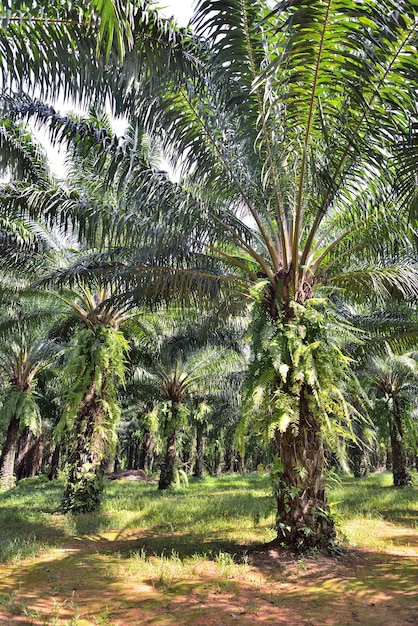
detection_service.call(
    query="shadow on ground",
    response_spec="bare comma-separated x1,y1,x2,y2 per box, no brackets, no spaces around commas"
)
0,522,417,626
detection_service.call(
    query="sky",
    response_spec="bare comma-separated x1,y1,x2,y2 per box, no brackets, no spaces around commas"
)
160,0,195,25
42,0,196,176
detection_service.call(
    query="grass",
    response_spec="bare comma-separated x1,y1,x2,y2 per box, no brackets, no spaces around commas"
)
0,470,416,562
0,470,416,625
329,470,418,551
0,472,276,563
331,471,418,525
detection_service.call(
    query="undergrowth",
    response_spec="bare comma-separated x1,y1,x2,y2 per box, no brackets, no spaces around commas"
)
0,470,416,563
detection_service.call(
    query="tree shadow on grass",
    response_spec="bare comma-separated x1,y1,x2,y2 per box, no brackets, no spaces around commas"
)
114,529,251,560
380,509,418,527
0,531,417,626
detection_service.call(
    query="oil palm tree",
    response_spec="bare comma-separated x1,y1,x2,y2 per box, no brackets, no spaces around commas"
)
52,284,133,513
137,1,418,551
0,331,58,488
0,117,138,510
71,0,418,550
132,316,245,489
0,0,196,121
367,351,417,486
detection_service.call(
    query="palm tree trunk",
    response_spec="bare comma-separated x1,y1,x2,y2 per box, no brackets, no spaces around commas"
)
390,398,412,487
158,426,177,490
225,446,234,473
193,422,204,478
237,453,245,474
15,427,34,478
0,415,20,488
61,383,106,513
48,443,61,480
348,440,369,478
275,390,336,552
16,429,45,480
138,430,154,472
213,441,223,476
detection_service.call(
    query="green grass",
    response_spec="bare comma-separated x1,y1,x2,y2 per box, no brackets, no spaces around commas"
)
0,470,416,626
331,470,418,526
0,470,416,563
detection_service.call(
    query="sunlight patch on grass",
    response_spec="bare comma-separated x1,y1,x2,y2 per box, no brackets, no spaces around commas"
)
330,471,417,528
341,517,417,554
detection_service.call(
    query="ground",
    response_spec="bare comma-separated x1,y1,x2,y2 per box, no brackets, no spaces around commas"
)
0,518,417,625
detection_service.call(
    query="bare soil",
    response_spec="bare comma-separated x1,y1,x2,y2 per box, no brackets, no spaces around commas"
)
0,520,417,625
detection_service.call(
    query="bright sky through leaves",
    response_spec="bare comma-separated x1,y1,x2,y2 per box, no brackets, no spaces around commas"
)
160,0,194,25
42,1,195,176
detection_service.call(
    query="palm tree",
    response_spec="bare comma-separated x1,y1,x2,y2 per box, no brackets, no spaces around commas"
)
368,351,416,486
0,334,57,488
133,318,244,489
0,1,194,121
54,285,132,513
0,128,134,510
0,108,162,510
98,0,418,550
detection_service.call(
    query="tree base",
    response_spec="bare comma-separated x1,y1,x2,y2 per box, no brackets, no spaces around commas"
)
61,466,104,514
393,472,413,487
275,515,338,554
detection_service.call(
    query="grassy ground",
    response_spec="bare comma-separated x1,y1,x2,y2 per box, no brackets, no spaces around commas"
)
0,470,417,625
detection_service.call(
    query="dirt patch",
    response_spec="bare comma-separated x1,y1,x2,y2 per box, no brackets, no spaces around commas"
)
0,522,417,625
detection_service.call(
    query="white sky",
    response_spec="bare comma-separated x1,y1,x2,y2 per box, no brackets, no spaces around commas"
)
160,0,195,25
42,0,196,176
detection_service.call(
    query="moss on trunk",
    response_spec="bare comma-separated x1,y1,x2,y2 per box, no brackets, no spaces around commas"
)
158,426,177,490
274,391,336,552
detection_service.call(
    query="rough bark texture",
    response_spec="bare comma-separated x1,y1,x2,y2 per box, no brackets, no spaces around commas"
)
138,430,154,472
158,427,177,490
390,398,412,487
61,383,106,513
48,444,61,480
275,391,336,552
0,415,20,489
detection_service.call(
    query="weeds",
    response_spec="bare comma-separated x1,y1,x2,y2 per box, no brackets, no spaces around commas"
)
0,471,416,565
215,550,236,578
0,534,46,562
0,471,416,624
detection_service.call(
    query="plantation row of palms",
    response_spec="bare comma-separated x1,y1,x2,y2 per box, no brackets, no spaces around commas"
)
0,0,417,552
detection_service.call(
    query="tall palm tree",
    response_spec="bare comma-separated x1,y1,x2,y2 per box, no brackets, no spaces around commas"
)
368,351,417,486
78,0,418,550
0,117,138,510
0,332,57,488
53,284,132,513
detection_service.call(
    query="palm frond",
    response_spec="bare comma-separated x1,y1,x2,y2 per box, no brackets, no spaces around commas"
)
327,260,418,306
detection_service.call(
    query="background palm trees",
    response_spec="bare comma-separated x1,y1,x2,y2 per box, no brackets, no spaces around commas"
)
368,351,417,487
0,327,58,488
131,315,245,489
